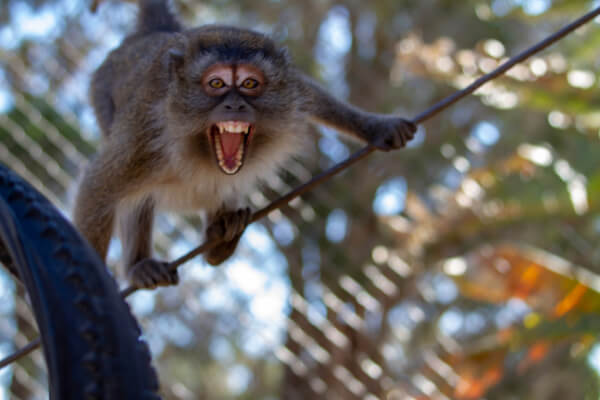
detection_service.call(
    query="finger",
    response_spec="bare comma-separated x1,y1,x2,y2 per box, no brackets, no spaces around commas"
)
380,136,393,150
223,218,238,241
407,120,417,133
134,273,156,290
378,141,392,151
392,133,404,148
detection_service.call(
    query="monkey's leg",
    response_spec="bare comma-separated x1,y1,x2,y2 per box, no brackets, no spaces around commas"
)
205,208,251,265
119,197,178,289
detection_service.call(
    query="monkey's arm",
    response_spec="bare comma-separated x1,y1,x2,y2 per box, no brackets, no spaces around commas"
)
73,148,128,261
90,63,116,136
296,72,417,150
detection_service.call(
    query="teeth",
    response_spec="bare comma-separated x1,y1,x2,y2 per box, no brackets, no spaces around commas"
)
216,121,250,134
214,134,224,158
218,160,241,174
217,159,242,174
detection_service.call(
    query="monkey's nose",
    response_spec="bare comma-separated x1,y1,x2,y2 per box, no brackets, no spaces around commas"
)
225,103,246,111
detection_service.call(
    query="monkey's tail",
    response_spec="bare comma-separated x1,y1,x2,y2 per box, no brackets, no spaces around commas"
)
136,0,182,34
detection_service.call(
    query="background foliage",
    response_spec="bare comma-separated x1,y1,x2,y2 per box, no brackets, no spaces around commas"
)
1,0,600,399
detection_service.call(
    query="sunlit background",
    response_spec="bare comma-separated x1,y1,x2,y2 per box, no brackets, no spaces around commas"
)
1,0,600,399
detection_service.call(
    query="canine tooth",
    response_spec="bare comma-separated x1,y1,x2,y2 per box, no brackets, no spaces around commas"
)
214,136,224,161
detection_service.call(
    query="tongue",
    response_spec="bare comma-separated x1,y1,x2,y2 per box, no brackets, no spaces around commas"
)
220,132,243,160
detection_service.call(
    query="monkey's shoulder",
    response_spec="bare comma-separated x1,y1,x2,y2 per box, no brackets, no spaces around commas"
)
103,33,176,74
91,32,178,118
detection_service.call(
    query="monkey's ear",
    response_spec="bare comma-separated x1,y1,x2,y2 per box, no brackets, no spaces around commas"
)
168,49,186,81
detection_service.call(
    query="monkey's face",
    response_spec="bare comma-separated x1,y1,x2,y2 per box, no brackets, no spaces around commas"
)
167,30,301,178
202,64,263,175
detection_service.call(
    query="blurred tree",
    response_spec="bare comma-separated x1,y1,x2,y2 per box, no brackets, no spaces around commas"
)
1,1,600,399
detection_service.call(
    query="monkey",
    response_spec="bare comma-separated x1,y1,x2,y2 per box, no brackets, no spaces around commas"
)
73,0,417,290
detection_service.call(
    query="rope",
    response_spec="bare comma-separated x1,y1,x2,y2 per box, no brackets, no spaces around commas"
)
2,5,599,370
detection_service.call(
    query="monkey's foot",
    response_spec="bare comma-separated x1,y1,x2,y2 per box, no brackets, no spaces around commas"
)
206,239,241,266
207,207,251,242
371,117,418,151
127,258,179,289
205,207,251,265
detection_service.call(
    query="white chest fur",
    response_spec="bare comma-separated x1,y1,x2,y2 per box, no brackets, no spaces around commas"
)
153,176,246,213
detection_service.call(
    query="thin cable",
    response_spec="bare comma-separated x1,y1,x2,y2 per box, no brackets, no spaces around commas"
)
3,5,600,370
0,338,41,369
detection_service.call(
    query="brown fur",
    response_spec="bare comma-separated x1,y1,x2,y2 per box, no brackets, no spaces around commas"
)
74,0,416,289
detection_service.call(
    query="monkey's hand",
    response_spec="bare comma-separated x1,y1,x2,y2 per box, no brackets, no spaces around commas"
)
127,258,179,289
205,208,251,266
368,117,418,151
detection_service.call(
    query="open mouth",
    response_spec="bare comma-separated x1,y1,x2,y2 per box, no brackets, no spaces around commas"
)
209,121,253,175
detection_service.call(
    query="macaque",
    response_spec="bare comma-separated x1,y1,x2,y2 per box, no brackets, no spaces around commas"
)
74,0,417,289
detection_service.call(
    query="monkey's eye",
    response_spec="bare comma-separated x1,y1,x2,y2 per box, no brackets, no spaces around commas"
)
209,78,226,89
241,78,259,90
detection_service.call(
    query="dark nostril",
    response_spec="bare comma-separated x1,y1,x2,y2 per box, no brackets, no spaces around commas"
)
224,103,246,111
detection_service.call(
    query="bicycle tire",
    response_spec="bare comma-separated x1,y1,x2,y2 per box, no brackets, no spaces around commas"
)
0,164,161,400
